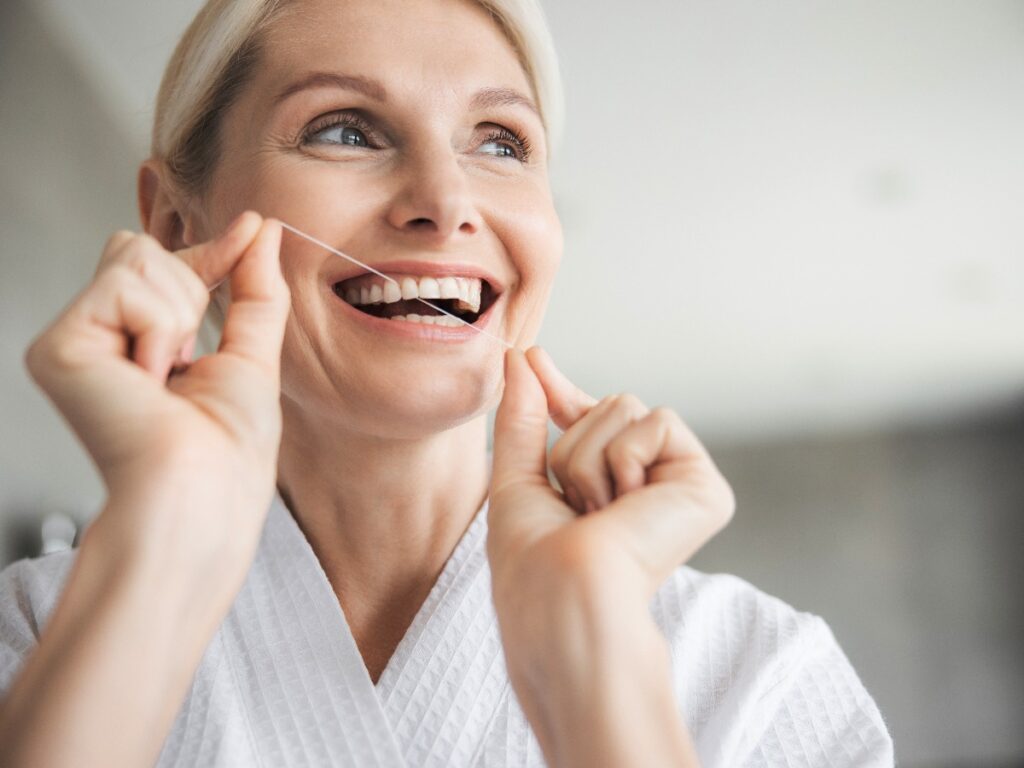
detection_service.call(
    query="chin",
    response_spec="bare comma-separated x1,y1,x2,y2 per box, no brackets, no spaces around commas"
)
314,355,504,441
379,361,501,439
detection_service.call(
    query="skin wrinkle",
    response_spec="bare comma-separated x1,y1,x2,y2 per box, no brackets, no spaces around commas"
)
172,0,561,682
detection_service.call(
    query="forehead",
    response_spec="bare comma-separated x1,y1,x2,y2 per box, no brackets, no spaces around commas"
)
258,0,534,102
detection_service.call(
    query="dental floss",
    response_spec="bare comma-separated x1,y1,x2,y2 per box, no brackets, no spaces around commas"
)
279,221,514,349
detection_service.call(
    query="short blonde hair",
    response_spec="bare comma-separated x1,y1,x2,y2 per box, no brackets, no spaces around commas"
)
153,0,564,197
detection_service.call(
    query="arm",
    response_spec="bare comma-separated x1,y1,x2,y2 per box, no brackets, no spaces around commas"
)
0,212,289,766
502,586,698,768
488,348,734,768
0,512,242,766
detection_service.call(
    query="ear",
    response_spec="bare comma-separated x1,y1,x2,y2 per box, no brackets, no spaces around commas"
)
137,159,199,251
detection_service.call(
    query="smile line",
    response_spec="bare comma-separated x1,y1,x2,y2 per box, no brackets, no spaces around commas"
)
278,221,514,348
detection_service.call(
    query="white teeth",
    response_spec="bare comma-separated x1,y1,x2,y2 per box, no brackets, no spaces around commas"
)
342,274,485,314
418,277,440,299
383,280,402,303
388,313,464,327
400,277,418,300
438,277,459,299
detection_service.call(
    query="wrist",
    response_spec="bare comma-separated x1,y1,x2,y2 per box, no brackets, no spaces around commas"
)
80,503,252,632
499,588,698,768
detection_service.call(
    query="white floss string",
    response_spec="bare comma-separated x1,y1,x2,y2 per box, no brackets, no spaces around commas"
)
279,221,514,349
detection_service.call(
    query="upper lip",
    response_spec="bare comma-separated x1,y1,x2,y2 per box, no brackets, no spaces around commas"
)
327,258,506,294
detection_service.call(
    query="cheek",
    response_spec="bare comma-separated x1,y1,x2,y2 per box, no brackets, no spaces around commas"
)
496,199,563,340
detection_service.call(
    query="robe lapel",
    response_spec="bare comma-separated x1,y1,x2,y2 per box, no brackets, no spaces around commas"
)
217,494,407,767
375,500,514,767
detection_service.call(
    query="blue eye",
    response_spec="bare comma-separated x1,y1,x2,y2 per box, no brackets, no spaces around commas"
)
477,126,531,162
479,141,518,158
315,125,369,147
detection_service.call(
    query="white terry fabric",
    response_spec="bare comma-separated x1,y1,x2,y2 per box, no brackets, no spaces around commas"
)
0,494,893,767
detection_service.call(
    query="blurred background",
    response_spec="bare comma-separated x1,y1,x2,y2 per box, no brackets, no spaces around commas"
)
1,1,1022,765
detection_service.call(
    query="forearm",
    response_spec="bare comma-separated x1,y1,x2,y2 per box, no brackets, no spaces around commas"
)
0,510,243,767
502,586,700,768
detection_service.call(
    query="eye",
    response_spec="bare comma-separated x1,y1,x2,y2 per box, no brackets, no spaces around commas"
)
319,125,369,147
477,126,532,162
301,111,377,149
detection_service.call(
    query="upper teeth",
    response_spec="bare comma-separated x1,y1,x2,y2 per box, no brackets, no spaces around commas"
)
345,276,482,314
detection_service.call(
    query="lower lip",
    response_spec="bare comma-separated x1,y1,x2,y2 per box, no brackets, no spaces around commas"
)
328,286,502,344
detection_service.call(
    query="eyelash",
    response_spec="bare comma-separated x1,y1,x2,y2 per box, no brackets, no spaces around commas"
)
300,111,533,162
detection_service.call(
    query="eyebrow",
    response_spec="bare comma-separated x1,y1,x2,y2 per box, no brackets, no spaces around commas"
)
273,72,540,119
274,72,386,105
468,87,541,119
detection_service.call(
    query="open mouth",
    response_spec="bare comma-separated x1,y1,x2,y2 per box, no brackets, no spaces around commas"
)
332,274,499,326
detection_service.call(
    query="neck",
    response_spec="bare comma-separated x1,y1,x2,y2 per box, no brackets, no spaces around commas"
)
276,401,489,632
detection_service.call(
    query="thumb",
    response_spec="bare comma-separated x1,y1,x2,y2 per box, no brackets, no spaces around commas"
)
491,348,551,496
176,211,264,290
217,219,290,373
525,346,597,430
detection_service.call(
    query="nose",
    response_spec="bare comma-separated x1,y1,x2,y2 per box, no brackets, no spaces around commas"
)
386,153,482,244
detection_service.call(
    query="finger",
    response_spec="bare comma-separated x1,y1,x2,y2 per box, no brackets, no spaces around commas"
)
491,348,551,497
95,230,136,276
99,235,208,355
217,219,290,373
525,346,597,430
600,409,735,590
547,395,619,512
557,394,649,510
176,211,264,289
90,266,194,380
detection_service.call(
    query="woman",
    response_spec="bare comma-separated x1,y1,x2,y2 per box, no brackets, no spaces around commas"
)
0,0,893,765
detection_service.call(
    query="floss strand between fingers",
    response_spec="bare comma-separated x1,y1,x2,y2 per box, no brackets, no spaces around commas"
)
279,221,514,349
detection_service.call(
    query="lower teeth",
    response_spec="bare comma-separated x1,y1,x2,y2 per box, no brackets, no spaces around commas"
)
390,313,465,327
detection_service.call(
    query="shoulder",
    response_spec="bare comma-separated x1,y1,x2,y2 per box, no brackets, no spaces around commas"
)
0,549,78,691
650,566,823,709
652,567,895,767
651,566,821,664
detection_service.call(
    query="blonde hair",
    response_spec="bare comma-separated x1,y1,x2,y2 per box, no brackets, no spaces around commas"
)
153,0,564,197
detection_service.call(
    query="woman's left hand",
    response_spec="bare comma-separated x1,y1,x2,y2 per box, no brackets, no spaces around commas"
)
488,346,735,608
487,346,734,767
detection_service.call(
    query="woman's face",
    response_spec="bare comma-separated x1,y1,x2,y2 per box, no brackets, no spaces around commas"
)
201,0,562,439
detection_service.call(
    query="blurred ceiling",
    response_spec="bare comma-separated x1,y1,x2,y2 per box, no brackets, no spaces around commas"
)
30,0,1024,440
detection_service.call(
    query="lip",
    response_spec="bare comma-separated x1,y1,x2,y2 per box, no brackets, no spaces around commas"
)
325,259,505,345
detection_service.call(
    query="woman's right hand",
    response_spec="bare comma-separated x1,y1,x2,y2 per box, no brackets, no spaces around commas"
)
24,212,290,575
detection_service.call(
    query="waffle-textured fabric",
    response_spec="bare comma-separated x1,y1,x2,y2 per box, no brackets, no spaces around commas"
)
0,494,893,766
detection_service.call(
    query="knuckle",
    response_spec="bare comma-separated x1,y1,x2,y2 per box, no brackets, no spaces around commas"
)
23,335,49,379
650,405,678,423
102,229,135,255
612,392,647,419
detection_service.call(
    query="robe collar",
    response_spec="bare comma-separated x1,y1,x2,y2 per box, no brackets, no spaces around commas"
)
217,492,510,766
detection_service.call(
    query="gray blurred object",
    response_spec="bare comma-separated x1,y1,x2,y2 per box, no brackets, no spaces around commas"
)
40,512,78,554
1,508,81,565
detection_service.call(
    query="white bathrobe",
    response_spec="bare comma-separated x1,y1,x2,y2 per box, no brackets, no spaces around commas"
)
0,494,894,766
